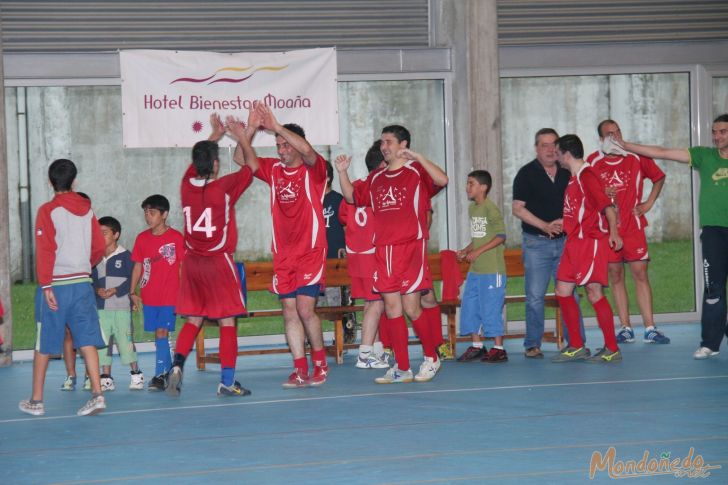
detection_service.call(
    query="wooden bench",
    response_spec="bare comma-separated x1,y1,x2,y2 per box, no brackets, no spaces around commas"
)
194,248,563,370
433,248,563,357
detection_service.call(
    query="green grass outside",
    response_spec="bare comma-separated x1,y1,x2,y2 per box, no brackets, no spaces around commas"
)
8,240,695,350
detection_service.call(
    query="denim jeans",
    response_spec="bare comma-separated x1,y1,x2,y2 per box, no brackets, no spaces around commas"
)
522,232,584,348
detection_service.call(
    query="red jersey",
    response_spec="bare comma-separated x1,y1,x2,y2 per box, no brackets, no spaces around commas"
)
352,160,441,246
180,164,253,255
255,154,327,256
131,227,185,306
339,180,376,277
563,164,612,241
587,151,665,233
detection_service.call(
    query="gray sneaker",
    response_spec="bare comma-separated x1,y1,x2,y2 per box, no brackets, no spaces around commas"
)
585,348,622,364
19,399,45,416
166,365,183,397
551,346,590,363
374,365,414,384
77,395,106,416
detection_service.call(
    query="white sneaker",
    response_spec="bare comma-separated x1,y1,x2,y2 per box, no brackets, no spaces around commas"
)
77,395,106,416
129,372,144,390
414,356,441,382
355,353,390,369
100,376,115,391
693,347,720,360
374,365,414,384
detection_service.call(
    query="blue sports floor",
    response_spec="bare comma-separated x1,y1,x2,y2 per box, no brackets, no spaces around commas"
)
1,323,726,484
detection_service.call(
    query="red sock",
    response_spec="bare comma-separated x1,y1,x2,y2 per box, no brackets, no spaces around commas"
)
389,315,411,371
412,313,436,360
556,295,584,348
593,297,619,352
311,348,327,368
174,322,200,357
219,326,238,369
378,314,392,348
294,357,309,376
423,305,444,346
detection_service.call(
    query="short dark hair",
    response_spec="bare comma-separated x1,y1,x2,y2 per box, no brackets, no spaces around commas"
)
468,170,492,195
365,140,384,173
192,140,219,178
284,123,306,139
714,114,728,124
556,134,584,159
597,119,617,137
77,192,90,200
141,194,170,213
98,216,121,235
48,159,77,192
534,128,559,145
382,125,411,148
326,160,334,186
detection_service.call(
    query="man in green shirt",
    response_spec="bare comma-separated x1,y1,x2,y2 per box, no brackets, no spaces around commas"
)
619,114,728,359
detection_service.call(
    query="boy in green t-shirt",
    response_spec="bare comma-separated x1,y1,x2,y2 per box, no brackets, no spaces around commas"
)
455,170,508,363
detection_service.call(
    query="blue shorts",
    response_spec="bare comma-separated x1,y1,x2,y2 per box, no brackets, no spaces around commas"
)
278,284,321,300
143,305,177,332
35,282,105,355
459,273,507,338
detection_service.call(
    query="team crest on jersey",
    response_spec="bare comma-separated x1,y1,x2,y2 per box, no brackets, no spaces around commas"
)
600,169,629,192
712,167,728,184
374,185,406,211
276,179,301,203
159,243,177,265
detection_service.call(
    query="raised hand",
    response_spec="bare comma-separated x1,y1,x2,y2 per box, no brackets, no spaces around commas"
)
225,115,246,142
209,113,226,142
255,103,279,132
397,148,421,161
334,154,351,172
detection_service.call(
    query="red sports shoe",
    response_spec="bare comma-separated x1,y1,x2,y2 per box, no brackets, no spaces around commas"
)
282,370,310,389
310,365,329,386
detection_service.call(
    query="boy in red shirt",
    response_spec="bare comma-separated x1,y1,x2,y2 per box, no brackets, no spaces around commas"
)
130,194,185,390
337,125,448,383
551,135,624,363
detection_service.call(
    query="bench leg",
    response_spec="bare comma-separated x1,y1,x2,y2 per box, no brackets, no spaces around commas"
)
195,326,206,371
334,318,344,365
447,310,457,358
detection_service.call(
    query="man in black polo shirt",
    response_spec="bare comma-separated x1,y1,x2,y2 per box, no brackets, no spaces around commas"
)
512,128,585,358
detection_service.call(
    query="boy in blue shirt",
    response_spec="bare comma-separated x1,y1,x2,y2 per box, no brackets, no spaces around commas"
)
92,216,144,391
456,170,509,363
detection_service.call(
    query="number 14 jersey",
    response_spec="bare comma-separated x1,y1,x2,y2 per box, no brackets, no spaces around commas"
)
180,164,253,255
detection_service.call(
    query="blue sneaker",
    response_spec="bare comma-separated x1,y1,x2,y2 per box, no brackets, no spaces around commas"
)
615,326,635,343
644,328,670,344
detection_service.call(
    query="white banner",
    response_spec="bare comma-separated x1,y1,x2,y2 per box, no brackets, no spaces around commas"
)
120,48,338,148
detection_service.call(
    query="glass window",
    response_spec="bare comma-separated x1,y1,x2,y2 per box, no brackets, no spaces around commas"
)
5,80,449,348
500,73,694,316
713,77,728,118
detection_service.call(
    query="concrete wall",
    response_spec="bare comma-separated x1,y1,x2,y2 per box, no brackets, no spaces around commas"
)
501,72,692,246
3,81,448,280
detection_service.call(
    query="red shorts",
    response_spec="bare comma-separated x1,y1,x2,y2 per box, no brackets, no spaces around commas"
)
177,252,246,319
608,229,650,263
350,275,381,301
556,237,609,286
272,247,326,295
373,239,432,294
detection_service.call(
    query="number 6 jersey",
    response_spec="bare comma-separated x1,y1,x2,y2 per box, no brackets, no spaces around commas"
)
180,164,253,255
